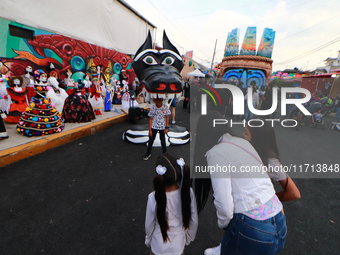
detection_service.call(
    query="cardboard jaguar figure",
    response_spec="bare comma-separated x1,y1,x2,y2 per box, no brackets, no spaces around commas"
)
123,31,190,146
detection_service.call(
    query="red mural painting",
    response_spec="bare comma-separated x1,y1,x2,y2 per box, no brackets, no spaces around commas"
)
2,33,136,86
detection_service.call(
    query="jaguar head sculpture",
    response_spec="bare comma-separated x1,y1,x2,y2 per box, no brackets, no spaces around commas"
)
132,31,184,103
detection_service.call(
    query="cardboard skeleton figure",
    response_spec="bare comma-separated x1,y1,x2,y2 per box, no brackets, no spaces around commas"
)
5,76,29,123
123,31,189,146
22,65,36,100
132,30,184,105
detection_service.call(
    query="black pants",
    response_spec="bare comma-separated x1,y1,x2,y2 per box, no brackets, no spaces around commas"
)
146,129,167,155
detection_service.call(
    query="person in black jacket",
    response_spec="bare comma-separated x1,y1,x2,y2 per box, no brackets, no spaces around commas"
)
261,80,275,118
183,79,190,110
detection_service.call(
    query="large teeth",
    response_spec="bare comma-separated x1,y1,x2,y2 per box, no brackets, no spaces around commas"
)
167,94,174,99
156,93,166,99
142,87,182,103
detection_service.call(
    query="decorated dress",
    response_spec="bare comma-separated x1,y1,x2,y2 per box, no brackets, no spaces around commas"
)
104,86,113,111
112,83,122,104
16,70,64,137
62,86,95,123
5,77,29,123
88,78,104,115
0,74,11,114
64,70,76,95
1,70,11,139
21,66,36,101
121,91,130,110
46,76,68,113
0,110,8,139
17,97,64,137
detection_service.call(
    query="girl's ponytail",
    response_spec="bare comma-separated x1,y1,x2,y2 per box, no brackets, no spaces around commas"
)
181,165,191,229
153,174,169,242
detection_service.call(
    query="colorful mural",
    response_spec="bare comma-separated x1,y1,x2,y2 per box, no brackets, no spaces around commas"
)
224,28,239,57
257,28,275,59
0,20,136,86
239,27,256,56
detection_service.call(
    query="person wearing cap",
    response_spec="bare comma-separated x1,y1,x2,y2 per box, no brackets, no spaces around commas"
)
119,69,128,85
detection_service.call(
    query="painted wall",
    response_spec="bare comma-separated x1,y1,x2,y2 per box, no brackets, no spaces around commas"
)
301,75,334,96
0,18,136,86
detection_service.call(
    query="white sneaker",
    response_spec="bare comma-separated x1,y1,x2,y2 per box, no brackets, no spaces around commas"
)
204,244,221,255
172,120,176,124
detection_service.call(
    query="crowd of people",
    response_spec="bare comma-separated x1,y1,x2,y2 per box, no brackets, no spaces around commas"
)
188,76,340,125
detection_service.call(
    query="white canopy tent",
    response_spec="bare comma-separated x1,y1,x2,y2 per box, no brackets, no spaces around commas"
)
0,0,156,55
186,69,205,77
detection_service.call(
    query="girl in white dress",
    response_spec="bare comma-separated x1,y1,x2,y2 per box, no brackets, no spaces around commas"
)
145,154,198,255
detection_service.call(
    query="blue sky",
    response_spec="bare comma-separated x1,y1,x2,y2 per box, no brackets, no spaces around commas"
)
125,0,340,72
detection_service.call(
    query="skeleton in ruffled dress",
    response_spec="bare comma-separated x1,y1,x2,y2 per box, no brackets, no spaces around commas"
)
46,71,68,113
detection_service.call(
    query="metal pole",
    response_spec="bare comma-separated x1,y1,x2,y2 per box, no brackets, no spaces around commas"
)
211,39,217,70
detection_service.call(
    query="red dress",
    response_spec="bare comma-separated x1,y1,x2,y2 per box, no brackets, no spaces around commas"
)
88,84,104,115
5,87,28,123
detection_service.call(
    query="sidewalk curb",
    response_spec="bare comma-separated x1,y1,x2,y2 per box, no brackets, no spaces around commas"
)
0,113,128,168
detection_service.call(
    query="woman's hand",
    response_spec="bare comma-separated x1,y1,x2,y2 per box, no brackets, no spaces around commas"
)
277,176,301,202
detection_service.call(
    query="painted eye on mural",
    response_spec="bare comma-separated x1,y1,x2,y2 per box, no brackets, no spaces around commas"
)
143,56,157,65
161,56,175,66
89,66,97,74
104,67,113,75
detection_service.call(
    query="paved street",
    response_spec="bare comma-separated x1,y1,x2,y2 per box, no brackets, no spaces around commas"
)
0,101,339,254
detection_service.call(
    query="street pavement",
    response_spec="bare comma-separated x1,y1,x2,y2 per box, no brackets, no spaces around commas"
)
0,100,339,254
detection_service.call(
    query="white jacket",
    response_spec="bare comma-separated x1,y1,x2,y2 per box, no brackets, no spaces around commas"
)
206,133,276,228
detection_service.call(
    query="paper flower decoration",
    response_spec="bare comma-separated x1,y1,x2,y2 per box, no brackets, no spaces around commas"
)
156,165,167,175
176,158,185,169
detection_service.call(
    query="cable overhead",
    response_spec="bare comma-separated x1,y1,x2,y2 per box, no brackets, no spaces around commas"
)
276,14,340,43
146,0,211,60
277,36,340,65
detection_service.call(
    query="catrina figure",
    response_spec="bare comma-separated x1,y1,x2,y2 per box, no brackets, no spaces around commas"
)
34,69,49,95
82,73,92,97
0,109,8,139
47,70,68,113
62,79,95,123
112,80,122,104
103,84,113,112
0,60,9,139
21,65,36,101
5,76,29,123
0,60,11,115
16,69,64,137
88,77,104,115
64,69,75,95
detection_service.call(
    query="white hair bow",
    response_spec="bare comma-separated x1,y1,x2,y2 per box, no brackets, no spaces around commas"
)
156,165,167,175
176,158,185,169
177,158,185,188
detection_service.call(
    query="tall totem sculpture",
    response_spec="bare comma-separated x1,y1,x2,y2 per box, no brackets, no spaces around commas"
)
220,27,275,88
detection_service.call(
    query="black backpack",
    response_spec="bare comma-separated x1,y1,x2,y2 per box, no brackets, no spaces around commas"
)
129,107,142,124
